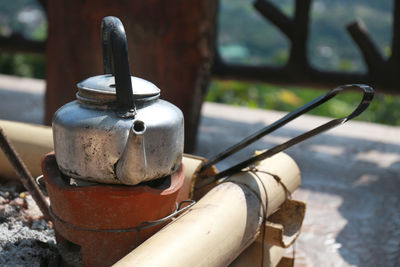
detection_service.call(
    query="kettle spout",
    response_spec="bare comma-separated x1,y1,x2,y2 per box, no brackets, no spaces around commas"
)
116,120,147,185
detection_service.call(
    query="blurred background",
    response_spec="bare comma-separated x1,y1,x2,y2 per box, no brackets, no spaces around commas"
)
0,0,399,127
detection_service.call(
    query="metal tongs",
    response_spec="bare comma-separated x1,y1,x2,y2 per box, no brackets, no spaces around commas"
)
198,84,374,182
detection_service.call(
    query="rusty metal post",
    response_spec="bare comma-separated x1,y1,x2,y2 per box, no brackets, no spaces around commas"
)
0,126,51,221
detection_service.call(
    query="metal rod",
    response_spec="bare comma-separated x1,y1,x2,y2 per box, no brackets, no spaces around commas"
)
0,126,51,221
200,84,374,180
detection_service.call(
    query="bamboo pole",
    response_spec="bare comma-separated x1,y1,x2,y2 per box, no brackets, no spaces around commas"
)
113,153,301,267
177,154,209,203
0,120,53,180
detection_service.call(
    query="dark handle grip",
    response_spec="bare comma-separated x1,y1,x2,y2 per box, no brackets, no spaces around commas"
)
101,16,136,116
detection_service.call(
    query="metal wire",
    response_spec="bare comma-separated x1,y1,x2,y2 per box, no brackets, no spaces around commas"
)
50,200,195,232
0,126,51,221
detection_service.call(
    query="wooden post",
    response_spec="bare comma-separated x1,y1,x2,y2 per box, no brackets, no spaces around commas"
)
45,1,217,152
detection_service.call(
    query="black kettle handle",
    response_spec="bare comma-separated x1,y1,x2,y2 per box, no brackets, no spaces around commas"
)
101,16,136,117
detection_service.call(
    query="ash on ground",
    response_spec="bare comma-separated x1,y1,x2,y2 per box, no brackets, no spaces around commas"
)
0,183,57,267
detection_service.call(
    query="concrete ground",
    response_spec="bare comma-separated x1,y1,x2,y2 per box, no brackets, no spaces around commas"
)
0,74,399,266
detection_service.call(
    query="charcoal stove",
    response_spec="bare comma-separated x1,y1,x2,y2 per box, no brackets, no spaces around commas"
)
42,153,185,266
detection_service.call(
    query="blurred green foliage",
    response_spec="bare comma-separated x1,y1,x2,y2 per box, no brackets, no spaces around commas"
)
0,0,46,78
207,80,400,126
0,53,45,79
218,0,393,72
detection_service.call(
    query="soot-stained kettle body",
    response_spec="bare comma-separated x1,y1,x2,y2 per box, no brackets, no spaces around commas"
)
52,16,184,185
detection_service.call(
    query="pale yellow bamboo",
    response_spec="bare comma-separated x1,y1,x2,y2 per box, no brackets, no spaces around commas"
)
0,120,53,179
177,154,207,202
113,153,301,267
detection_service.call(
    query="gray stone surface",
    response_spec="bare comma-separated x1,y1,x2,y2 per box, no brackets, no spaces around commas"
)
0,75,44,124
0,74,399,266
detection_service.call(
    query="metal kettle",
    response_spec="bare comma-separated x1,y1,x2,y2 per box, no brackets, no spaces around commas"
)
52,16,184,185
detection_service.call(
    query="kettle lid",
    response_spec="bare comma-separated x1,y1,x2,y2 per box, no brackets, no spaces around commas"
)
77,74,160,105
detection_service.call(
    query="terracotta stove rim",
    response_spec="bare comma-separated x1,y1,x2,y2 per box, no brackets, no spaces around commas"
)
42,152,184,195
